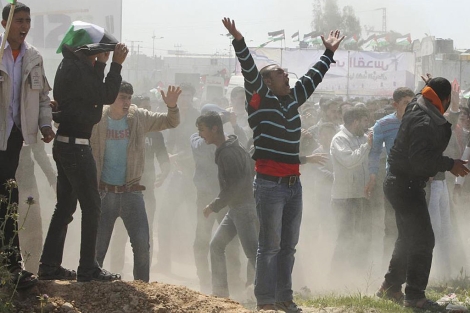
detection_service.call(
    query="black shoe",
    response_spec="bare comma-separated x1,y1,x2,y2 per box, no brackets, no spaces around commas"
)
404,298,445,312
38,264,76,281
77,267,121,282
9,269,38,290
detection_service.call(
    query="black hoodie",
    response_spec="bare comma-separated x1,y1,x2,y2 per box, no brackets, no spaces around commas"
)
53,46,122,139
209,135,255,212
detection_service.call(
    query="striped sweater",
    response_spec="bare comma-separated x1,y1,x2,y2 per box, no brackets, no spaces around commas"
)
233,38,335,164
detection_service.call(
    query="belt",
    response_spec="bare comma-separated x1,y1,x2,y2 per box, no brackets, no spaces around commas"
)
386,174,426,188
256,173,299,186
99,182,146,193
56,135,89,145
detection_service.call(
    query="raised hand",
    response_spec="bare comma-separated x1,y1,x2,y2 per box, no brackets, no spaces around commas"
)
160,86,182,108
321,30,345,52
112,43,128,65
420,73,432,85
450,79,460,111
222,17,243,41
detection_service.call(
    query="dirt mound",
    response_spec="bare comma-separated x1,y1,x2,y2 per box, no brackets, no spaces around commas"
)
7,280,252,313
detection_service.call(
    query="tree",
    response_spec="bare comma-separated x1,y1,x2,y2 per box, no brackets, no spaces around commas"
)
311,0,361,38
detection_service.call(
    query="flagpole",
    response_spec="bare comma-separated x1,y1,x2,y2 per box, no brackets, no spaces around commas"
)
347,50,350,100
280,38,283,67
0,2,16,62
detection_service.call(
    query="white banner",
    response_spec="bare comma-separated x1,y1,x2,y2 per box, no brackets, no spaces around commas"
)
238,48,416,97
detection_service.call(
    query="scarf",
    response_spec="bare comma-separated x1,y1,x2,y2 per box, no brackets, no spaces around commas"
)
422,86,445,114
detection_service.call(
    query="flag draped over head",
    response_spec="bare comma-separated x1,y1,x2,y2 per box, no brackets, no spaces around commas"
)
57,21,118,55
268,29,285,41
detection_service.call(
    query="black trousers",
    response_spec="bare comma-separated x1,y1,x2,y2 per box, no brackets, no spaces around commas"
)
383,174,434,300
0,125,24,269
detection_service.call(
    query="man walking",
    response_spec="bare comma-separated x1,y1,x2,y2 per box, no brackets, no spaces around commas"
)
222,17,341,312
196,111,258,299
377,77,469,310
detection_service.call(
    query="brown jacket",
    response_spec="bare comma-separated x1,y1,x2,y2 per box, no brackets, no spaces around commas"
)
91,104,179,186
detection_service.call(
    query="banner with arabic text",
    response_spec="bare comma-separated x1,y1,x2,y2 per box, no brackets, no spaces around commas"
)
237,48,416,97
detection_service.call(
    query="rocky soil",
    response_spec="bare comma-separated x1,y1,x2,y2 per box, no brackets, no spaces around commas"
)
4,280,252,313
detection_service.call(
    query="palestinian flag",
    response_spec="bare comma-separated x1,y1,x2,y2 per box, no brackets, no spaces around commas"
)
7,0,17,4
291,31,299,42
396,33,412,46
259,40,273,48
57,21,118,55
303,31,322,45
268,29,285,42
343,34,359,46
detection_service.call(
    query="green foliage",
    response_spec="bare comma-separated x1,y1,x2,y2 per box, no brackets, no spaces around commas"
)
311,0,361,39
0,180,34,313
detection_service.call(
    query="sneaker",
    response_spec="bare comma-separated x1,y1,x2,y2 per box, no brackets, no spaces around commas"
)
375,282,404,303
404,298,445,312
77,267,121,282
257,304,276,311
38,264,76,281
275,300,303,312
9,268,38,290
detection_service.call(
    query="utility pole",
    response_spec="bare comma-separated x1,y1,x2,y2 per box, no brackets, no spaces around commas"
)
361,7,387,35
126,40,143,82
152,31,164,58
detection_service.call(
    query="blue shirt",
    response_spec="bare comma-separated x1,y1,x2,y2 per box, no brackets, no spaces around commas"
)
101,116,129,185
368,112,400,175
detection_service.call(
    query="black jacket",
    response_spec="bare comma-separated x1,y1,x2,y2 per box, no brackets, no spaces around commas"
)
209,135,255,212
388,95,454,181
53,47,122,139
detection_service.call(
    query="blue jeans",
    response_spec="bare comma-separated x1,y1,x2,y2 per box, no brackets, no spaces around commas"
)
96,191,150,282
210,203,258,297
253,176,302,305
194,190,242,294
41,140,101,272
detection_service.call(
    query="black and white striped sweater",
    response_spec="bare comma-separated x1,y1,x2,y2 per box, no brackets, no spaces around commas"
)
233,38,334,164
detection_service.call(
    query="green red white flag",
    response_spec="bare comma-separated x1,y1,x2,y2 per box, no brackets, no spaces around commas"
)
396,34,412,46
268,29,285,42
56,21,118,55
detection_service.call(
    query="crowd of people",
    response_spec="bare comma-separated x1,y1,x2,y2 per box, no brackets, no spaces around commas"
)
2,3,470,313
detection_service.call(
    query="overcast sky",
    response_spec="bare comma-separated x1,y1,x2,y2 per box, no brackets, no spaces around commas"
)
121,0,469,56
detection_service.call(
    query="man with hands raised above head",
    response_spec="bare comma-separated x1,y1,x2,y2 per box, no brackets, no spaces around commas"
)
222,17,343,312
